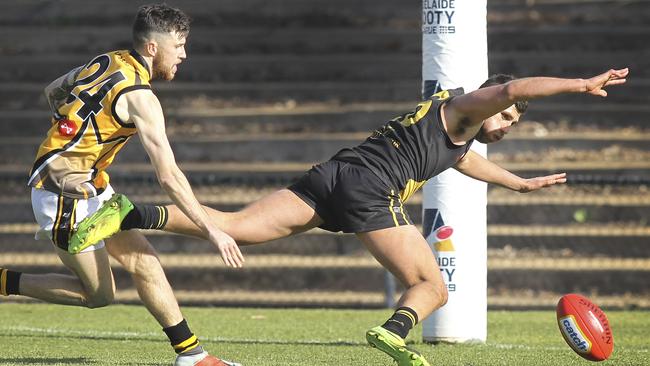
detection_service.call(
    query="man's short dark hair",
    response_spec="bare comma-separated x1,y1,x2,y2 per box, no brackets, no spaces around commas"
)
479,74,528,115
133,3,191,46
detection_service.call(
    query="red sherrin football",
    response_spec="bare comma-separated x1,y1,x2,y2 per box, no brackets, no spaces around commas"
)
556,294,614,361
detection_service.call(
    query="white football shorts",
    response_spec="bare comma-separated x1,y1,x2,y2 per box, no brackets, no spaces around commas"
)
31,185,115,253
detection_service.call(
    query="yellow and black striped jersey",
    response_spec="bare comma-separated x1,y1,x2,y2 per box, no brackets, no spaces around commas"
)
332,88,473,203
29,50,151,198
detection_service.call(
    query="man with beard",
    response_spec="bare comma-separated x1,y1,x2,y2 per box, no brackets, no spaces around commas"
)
1,4,242,366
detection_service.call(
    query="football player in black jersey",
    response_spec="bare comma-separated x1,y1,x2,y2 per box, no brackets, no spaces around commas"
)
71,68,628,366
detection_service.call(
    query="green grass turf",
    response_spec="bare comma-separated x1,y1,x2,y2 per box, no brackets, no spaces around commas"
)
0,303,647,365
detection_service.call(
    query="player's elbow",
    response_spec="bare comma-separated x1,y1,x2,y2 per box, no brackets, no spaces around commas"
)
157,173,173,188
158,174,179,193
503,82,519,103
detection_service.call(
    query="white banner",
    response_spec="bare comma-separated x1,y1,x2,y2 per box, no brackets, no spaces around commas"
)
421,0,488,343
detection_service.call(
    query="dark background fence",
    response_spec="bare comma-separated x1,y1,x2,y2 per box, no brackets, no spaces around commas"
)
1,0,649,309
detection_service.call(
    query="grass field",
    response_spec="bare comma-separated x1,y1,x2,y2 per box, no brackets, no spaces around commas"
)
0,303,648,365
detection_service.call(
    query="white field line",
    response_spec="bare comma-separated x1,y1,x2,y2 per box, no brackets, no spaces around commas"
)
1,326,648,354
5,291,650,309
0,325,364,346
485,343,649,354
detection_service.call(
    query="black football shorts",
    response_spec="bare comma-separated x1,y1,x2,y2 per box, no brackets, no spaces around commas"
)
288,159,412,233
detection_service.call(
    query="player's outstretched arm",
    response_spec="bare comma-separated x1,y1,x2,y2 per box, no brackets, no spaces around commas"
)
445,68,629,134
501,67,628,100
117,89,245,268
454,150,567,193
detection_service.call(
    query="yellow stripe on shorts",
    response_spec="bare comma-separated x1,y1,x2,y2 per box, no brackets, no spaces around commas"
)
388,190,399,227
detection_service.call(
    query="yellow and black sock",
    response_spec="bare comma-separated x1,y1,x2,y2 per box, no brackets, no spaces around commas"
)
122,204,168,231
163,319,203,355
0,268,22,296
381,306,419,339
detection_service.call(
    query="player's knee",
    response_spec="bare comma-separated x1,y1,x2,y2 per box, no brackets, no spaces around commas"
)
116,246,161,276
131,252,164,281
436,281,449,308
420,275,448,309
85,288,115,308
426,271,449,307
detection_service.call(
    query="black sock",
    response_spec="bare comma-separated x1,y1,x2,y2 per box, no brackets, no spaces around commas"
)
163,319,203,355
0,268,22,296
121,204,168,230
381,306,419,339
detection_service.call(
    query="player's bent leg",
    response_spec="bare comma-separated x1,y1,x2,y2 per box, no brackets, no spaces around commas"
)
357,225,447,316
166,189,323,245
18,247,115,308
56,247,116,308
105,230,183,327
69,193,134,254
357,225,445,366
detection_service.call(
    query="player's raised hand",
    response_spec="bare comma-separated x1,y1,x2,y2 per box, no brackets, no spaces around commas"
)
518,172,567,193
584,68,629,97
208,228,245,268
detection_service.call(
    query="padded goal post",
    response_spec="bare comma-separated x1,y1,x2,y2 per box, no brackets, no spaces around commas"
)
421,0,489,343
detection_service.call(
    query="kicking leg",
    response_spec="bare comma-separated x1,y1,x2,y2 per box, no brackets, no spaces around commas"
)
165,189,322,244
71,189,323,251
358,225,446,366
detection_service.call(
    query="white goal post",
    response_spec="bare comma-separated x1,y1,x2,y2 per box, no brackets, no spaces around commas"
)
421,0,489,343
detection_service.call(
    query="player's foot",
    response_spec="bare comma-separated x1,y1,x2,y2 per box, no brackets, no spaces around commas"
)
366,326,431,366
174,351,242,366
68,193,134,254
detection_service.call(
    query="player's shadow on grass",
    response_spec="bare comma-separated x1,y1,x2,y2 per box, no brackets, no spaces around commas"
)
0,357,97,365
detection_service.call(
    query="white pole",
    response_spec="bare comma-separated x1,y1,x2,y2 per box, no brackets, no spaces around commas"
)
421,0,488,343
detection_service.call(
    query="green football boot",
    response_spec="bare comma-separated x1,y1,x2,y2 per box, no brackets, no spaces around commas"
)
366,326,431,366
68,194,134,254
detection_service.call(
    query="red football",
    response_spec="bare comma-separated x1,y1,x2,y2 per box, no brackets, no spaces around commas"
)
556,294,614,361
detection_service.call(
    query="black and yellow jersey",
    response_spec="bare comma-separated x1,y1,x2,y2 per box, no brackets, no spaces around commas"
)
28,50,151,198
332,88,473,202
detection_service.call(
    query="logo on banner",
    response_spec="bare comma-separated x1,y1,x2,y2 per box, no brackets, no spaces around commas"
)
423,208,455,251
434,225,455,252
423,208,457,292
